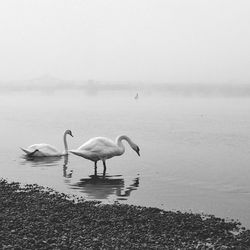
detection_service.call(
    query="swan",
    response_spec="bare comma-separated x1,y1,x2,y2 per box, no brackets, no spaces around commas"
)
69,135,140,175
20,129,73,157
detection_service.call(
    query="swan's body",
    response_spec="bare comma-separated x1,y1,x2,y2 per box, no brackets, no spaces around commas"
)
21,129,73,157
69,135,140,175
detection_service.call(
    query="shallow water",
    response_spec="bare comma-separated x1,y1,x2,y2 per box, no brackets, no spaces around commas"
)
1,89,250,227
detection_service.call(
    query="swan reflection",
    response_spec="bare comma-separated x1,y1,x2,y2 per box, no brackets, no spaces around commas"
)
63,156,73,178
20,154,138,201
21,155,73,178
21,155,62,167
70,174,139,200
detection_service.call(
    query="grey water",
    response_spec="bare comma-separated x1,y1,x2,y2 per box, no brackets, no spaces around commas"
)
1,89,250,228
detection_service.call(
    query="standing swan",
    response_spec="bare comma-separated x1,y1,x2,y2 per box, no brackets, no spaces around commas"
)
69,135,140,175
20,129,73,157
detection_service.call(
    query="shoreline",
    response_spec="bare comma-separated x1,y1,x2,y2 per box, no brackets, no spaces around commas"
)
1,179,250,249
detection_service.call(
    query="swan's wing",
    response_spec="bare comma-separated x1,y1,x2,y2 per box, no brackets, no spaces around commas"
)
20,147,38,156
27,144,60,156
78,137,119,158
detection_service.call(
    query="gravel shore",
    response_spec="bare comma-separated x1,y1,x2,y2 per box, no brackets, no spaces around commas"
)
1,179,250,249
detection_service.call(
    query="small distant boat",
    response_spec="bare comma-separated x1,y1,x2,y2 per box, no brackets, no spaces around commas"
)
134,93,139,100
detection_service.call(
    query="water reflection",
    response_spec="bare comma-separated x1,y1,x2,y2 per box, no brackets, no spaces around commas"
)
20,154,139,201
20,155,63,167
70,174,139,200
20,155,73,177
63,156,73,178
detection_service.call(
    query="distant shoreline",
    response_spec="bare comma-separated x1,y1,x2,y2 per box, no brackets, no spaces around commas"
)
1,178,250,249
1,79,250,97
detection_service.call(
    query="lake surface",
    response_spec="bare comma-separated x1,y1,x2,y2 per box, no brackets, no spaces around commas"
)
1,89,250,227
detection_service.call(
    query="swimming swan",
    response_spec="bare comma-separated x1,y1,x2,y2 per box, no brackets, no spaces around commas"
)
20,129,73,157
69,135,140,175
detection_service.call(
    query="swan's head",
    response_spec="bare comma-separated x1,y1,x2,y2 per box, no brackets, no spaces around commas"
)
65,129,73,137
132,144,140,156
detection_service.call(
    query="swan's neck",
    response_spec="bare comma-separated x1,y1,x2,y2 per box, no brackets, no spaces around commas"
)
63,133,68,155
115,135,133,155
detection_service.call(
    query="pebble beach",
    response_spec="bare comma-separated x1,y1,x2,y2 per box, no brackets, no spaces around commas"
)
1,179,250,249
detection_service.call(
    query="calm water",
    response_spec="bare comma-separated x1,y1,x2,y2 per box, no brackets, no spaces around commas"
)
1,89,250,227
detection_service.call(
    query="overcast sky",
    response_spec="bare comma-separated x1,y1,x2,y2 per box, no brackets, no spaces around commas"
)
0,0,250,84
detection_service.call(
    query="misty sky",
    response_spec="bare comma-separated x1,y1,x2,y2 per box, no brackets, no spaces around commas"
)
0,0,250,84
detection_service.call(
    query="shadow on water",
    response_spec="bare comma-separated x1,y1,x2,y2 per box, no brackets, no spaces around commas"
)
70,174,139,200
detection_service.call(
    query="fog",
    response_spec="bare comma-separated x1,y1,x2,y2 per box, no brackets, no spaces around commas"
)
0,0,250,84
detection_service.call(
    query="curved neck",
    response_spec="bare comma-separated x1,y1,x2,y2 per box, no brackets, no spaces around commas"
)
115,135,133,155
63,132,68,154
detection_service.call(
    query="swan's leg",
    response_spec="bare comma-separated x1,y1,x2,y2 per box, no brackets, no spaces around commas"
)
94,161,97,176
102,160,106,176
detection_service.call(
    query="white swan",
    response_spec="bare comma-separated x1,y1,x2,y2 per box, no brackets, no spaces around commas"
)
20,129,73,157
69,135,140,175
